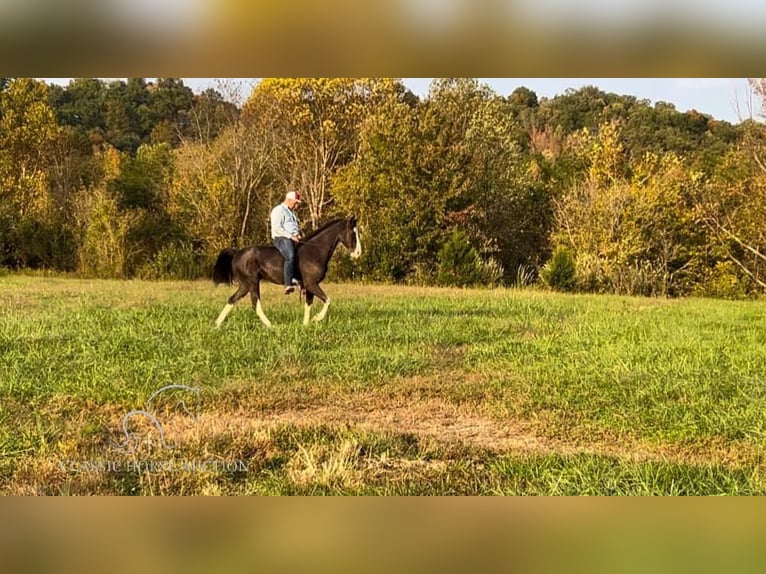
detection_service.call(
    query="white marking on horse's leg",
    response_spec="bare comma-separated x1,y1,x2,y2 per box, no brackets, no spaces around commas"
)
351,227,362,258
313,298,331,322
215,303,234,328
303,301,312,326
255,300,272,328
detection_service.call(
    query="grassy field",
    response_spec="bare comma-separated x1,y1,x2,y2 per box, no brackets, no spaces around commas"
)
1,275,765,494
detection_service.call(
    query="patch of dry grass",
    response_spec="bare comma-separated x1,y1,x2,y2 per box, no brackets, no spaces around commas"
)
6,382,764,495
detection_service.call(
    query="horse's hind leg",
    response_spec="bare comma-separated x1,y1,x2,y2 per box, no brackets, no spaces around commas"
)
215,283,249,328
250,280,272,328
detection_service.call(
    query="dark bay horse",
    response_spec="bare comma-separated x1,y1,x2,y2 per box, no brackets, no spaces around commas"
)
212,216,361,327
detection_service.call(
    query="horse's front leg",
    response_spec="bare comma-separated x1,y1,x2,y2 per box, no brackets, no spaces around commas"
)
313,298,331,322
251,281,272,328
303,292,313,326
309,285,330,323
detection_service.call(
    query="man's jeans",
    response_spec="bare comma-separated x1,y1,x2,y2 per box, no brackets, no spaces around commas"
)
274,237,296,287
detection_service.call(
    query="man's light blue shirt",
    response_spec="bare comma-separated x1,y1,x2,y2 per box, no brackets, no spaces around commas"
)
270,203,300,239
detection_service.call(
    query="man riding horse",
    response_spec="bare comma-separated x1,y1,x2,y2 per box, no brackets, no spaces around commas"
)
213,194,361,327
270,191,303,295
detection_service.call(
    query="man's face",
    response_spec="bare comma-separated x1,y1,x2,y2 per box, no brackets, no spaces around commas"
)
287,199,299,210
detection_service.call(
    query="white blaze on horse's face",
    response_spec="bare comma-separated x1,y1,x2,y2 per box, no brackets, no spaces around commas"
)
350,226,362,259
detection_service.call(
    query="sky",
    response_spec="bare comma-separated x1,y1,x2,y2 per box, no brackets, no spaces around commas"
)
43,78,759,125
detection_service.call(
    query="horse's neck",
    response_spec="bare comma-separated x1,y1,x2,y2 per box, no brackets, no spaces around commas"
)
303,224,342,265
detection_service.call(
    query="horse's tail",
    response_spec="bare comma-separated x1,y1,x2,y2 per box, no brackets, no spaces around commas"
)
212,248,236,285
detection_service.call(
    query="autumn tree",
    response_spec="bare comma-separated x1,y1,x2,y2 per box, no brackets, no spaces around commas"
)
70,146,139,277
334,78,527,284
0,78,61,267
696,120,766,294
332,82,424,281
188,87,238,143
147,78,195,145
51,78,107,145
168,92,276,256
690,79,766,294
552,121,705,295
243,78,392,230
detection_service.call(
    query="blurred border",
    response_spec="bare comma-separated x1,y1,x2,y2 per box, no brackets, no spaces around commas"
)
2,497,765,573
0,1,763,75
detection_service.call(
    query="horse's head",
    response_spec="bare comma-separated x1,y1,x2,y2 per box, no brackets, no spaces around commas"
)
340,216,362,259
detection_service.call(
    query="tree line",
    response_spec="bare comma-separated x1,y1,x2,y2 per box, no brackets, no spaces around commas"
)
1,77,765,298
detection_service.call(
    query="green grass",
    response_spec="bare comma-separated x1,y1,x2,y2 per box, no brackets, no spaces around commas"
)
1,275,765,494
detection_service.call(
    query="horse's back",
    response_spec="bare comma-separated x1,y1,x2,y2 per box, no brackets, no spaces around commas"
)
231,245,283,284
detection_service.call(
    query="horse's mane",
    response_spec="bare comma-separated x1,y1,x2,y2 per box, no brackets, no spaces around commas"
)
303,218,345,242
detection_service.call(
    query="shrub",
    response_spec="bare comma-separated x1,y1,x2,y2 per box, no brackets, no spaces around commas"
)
573,252,608,293
693,261,749,300
137,242,207,280
77,187,136,279
436,231,483,287
541,247,577,292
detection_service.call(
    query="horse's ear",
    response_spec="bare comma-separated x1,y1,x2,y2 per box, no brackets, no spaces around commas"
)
350,215,357,226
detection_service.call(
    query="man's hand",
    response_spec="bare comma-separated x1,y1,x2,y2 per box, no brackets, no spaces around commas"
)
291,234,301,243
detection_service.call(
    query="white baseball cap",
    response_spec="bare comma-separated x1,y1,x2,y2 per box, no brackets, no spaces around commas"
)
285,191,301,202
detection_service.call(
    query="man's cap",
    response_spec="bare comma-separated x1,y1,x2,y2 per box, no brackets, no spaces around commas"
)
286,191,301,202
